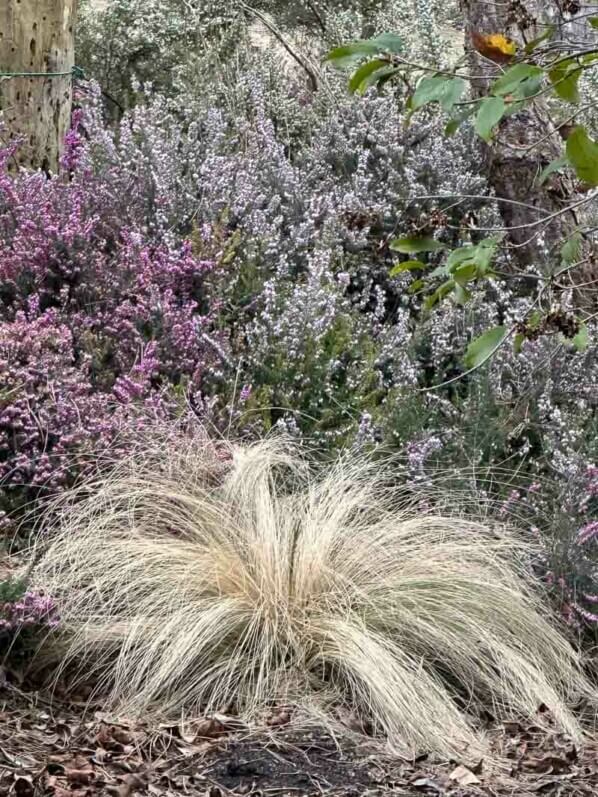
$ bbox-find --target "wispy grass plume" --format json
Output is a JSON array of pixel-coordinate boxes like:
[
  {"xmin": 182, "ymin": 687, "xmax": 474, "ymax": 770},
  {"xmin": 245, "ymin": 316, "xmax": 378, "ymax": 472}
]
[{"xmin": 33, "ymin": 429, "xmax": 593, "ymax": 758}]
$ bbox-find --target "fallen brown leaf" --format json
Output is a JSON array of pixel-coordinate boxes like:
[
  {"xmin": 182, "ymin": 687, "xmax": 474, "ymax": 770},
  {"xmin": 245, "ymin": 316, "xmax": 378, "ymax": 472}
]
[
  {"xmin": 449, "ymin": 764, "xmax": 480, "ymax": 786},
  {"xmin": 66, "ymin": 767, "xmax": 95, "ymax": 786}
]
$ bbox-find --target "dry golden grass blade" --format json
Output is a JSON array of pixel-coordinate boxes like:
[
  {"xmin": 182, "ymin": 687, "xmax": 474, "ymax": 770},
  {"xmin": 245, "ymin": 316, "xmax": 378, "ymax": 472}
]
[{"xmin": 32, "ymin": 429, "xmax": 595, "ymax": 759}]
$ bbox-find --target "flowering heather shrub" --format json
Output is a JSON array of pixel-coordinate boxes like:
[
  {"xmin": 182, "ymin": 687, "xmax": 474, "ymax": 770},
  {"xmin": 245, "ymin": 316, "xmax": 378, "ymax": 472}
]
[
  {"xmin": 0, "ymin": 116, "xmax": 222, "ymax": 532},
  {"xmin": 0, "ymin": 577, "xmax": 59, "ymax": 660},
  {"xmin": 0, "ymin": 584, "xmax": 60, "ymax": 635}
]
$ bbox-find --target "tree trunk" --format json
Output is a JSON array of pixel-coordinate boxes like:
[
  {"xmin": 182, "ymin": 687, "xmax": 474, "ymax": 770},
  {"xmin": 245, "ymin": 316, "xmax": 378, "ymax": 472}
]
[
  {"xmin": 460, "ymin": 0, "xmax": 578, "ymax": 270},
  {"xmin": 0, "ymin": 0, "xmax": 77, "ymax": 173}
]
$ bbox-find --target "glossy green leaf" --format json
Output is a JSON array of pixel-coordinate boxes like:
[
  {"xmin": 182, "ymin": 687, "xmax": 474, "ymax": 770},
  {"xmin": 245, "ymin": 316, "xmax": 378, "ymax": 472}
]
[
  {"xmin": 411, "ymin": 75, "xmax": 466, "ymax": 112},
  {"xmin": 566, "ymin": 126, "xmax": 598, "ymax": 186},
  {"xmin": 453, "ymin": 262, "xmax": 478, "ymax": 285},
  {"xmin": 366, "ymin": 33, "xmax": 404, "ymax": 53},
  {"xmin": 390, "ymin": 236, "xmax": 445, "ymax": 253},
  {"xmin": 439, "ymin": 77, "xmax": 467, "ymax": 111},
  {"xmin": 424, "ymin": 280, "xmax": 455, "ymax": 309},
  {"xmin": 475, "ymin": 96, "xmax": 506, "ymax": 142},
  {"xmin": 444, "ymin": 106, "xmax": 476, "ymax": 136},
  {"xmin": 408, "ymin": 279, "xmax": 425, "ymax": 294},
  {"xmin": 464, "ymin": 326, "xmax": 508, "ymax": 369},
  {"xmin": 411, "ymin": 76, "xmax": 446, "ymax": 109},
  {"xmin": 549, "ymin": 59, "xmax": 582, "ymax": 104},
  {"xmin": 349, "ymin": 63, "xmax": 399, "ymax": 94},
  {"xmin": 453, "ymin": 283, "xmax": 471, "ymax": 305},
  {"xmin": 349, "ymin": 59, "xmax": 387, "ymax": 92},
  {"xmin": 389, "ymin": 259, "xmax": 426, "ymax": 276},
  {"xmin": 446, "ymin": 239, "xmax": 497, "ymax": 276},
  {"xmin": 326, "ymin": 33, "xmax": 403, "ymax": 67},
  {"xmin": 491, "ymin": 64, "xmax": 543, "ymax": 98}
]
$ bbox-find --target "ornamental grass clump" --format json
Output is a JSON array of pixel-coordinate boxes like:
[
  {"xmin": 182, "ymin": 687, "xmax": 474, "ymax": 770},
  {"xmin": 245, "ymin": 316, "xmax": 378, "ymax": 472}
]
[{"xmin": 33, "ymin": 431, "xmax": 593, "ymax": 759}]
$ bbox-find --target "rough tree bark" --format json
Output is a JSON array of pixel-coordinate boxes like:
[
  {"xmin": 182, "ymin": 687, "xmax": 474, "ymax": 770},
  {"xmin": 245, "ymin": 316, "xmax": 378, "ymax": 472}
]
[
  {"xmin": 460, "ymin": 0, "xmax": 580, "ymax": 269},
  {"xmin": 0, "ymin": 0, "xmax": 77, "ymax": 172}
]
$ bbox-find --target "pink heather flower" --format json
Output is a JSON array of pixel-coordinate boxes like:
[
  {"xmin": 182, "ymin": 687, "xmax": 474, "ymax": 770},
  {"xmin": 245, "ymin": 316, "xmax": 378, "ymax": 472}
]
[
  {"xmin": 1, "ymin": 590, "xmax": 60, "ymax": 632},
  {"xmin": 572, "ymin": 603, "xmax": 598, "ymax": 624},
  {"xmin": 562, "ymin": 603, "xmax": 578, "ymax": 627},
  {"xmin": 577, "ymin": 521, "xmax": 598, "ymax": 546},
  {"xmin": 499, "ymin": 489, "xmax": 521, "ymax": 519},
  {"xmin": 239, "ymin": 384, "xmax": 252, "ymax": 403},
  {"xmin": 406, "ymin": 435, "xmax": 443, "ymax": 481}
]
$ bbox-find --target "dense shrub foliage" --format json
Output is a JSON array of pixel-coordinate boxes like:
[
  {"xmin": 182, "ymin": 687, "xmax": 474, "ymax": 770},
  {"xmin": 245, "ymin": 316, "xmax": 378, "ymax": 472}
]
[
  {"xmin": 0, "ymin": 107, "xmax": 222, "ymax": 531},
  {"xmin": 0, "ymin": 0, "xmax": 596, "ymax": 634}
]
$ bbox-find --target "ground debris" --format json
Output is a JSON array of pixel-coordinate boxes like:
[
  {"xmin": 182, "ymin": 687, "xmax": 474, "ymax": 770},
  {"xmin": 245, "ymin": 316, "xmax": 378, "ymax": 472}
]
[{"xmin": 0, "ymin": 689, "xmax": 596, "ymax": 796}]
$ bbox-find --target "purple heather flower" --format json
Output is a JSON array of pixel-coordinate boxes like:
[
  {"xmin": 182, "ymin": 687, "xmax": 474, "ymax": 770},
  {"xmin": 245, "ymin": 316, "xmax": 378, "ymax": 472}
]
[{"xmin": 577, "ymin": 521, "xmax": 598, "ymax": 546}]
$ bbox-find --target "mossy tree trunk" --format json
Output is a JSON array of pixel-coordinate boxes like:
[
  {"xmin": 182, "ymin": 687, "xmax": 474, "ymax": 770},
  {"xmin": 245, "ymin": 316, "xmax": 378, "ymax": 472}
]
[{"xmin": 0, "ymin": 0, "xmax": 77, "ymax": 172}]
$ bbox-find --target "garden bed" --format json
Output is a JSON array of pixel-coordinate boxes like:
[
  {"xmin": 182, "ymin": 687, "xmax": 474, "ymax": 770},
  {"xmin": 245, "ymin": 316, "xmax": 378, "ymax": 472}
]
[{"xmin": 1, "ymin": 684, "xmax": 598, "ymax": 797}]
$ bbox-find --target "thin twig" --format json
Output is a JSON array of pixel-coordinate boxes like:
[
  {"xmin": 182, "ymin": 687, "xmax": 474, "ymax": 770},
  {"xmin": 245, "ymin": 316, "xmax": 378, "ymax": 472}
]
[{"xmin": 239, "ymin": 2, "xmax": 319, "ymax": 91}]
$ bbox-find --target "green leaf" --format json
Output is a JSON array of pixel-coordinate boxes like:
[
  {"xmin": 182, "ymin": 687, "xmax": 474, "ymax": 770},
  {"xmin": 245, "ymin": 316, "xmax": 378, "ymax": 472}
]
[
  {"xmin": 446, "ymin": 238, "xmax": 498, "ymax": 277},
  {"xmin": 524, "ymin": 26, "xmax": 555, "ymax": 53},
  {"xmin": 475, "ymin": 96, "xmax": 506, "ymax": 142},
  {"xmin": 411, "ymin": 75, "xmax": 466, "ymax": 112},
  {"xmin": 463, "ymin": 326, "xmax": 508, "ymax": 369},
  {"xmin": 367, "ymin": 32, "xmax": 404, "ymax": 53},
  {"xmin": 572, "ymin": 324, "xmax": 589, "ymax": 352},
  {"xmin": 561, "ymin": 231, "xmax": 583, "ymax": 265},
  {"xmin": 453, "ymin": 262, "xmax": 478, "ymax": 285},
  {"xmin": 424, "ymin": 280, "xmax": 455, "ymax": 309},
  {"xmin": 444, "ymin": 106, "xmax": 476, "ymax": 136},
  {"xmin": 408, "ymin": 279, "xmax": 425, "ymax": 294},
  {"xmin": 502, "ymin": 99, "xmax": 525, "ymax": 119},
  {"xmin": 549, "ymin": 59, "xmax": 582, "ymax": 104},
  {"xmin": 326, "ymin": 33, "xmax": 403, "ymax": 67},
  {"xmin": 410, "ymin": 76, "xmax": 445, "ymax": 109},
  {"xmin": 349, "ymin": 60, "xmax": 398, "ymax": 93},
  {"xmin": 446, "ymin": 247, "xmax": 474, "ymax": 270},
  {"xmin": 429, "ymin": 264, "xmax": 449, "ymax": 278},
  {"xmin": 389, "ymin": 236, "xmax": 445, "ymax": 253},
  {"xmin": 590, "ymin": 18, "xmax": 598, "ymax": 29},
  {"xmin": 349, "ymin": 58, "xmax": 386, "ymax": 92},
  {"xmin": 453, "ymin": 283, "xmax": 471, "ymax": 305},
  {"xmin": 438, "ymin": 77, "xmax": 467, "ymax": 111},
  {"xmin": 491, "ymin": 64, "xmax": 543, "ymax": 98},
  {"xmin": 326, "ymin": 44, "xmax": 377, "ymax": 68},
  {"xmin": 528, "ymin": 310, "xmax": 542, "ymax": 330},
  {"xmin": 389, "ymin": 259, "xmax": 426, "ymax": 276},
  {"xmin": 373, "ymin": 66, "xmax": 401, "ymax": 90},
  {"xmin": 513, "ymin": 333, "xmax": 525, "ymax": 354},
  {"xmin": 566, "ymin": 126, "xmax": 598, "ymax": 186},
  {"xmin": 537, "ymin": 155, "xmax": 568, "ymax": 185}
]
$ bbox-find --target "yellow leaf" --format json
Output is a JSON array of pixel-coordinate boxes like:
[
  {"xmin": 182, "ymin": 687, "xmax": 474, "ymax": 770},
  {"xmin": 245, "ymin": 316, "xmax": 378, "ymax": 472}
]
[{"xmin": 472, "ymin": 32, "xmax": 517, "ymax": 63}]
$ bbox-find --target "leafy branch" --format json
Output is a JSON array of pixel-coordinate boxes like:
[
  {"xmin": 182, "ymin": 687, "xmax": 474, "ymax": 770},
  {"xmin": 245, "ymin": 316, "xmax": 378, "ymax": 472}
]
[{"xmin": 325, "ymin": 21, "xmax": 598, "ymax": 378}]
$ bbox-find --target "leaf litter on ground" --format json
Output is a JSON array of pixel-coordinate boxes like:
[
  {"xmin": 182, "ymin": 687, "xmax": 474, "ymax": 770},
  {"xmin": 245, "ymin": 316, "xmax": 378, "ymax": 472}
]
[{"xmin": 2, "ymin": 682, "xmax": 598, "ymax": 796}]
